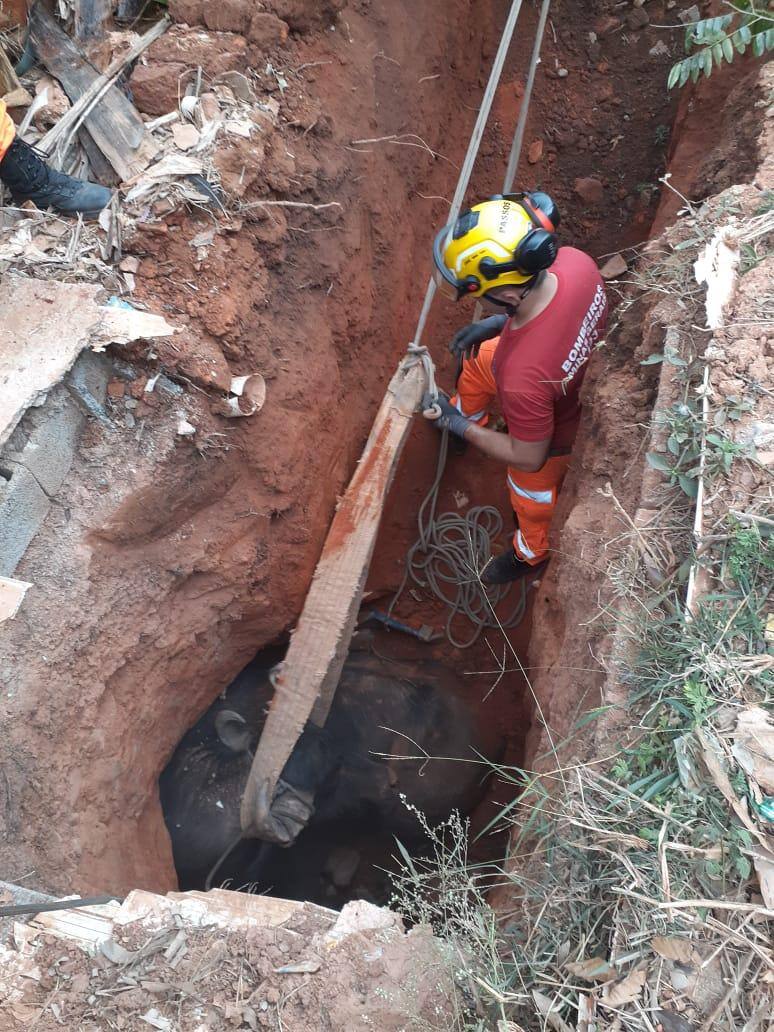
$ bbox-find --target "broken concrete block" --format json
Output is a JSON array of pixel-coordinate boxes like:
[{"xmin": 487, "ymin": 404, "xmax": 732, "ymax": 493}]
[
  {"xmin": 68, "ymin": 350, "xmax": 112, "ymax": 426},
  {"xmin": 0, "ymin": 466, "xmax": 51, "ymax": 577},
  {"xmin": 4, "ymin": 387, "xmax": 85, "ymax": 497}
]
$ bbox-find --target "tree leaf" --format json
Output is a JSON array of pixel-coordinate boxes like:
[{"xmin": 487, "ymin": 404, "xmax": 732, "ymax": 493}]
[
  {"xmin": 531, "ymin": 990, "xmax": 573, "ymax": 1032},
  {"xmin": 646, "ymin": 452, "xmax": 673, "ymax": 473},
  {"xmin": 667, "ymin": 62, "xmax": 682, "ymax": 89},
  {"xmin": 601, "ymin": 968, "xmax": 647, "ymax": 1008},
  {"xmin": 640, "ymin": 353, "xmax": 665, "ymax": 365},
  {"xmin": 565, "ymin": 957, "xmax": 616, "ymax": 982},
  {"xmin": 702, "ymin": 47, "xmax": 713, "ymax": 77},
  {"xmin": 752, "ymin": 32, "xmax": 765, "ymax": 57},
  {"xmin": 678, "ymin": 475, "xmax": 699, "ymax": 499},
  {"xmin": 739, "ymin": 22, "xmax": 752, "ymax": 44},
  {"xmin": 712, "ymin": 42, "xmax": 724, "ymax": 67},
  {"xmin": 393, "ymin": 836, "xmax": 419, "ymax": 878},
  {"xmin": 721, "ymin": 35, "xmax": 734, "ymax": 62},
  {"xmin": 679, "ymin": 60, "xmax": 692, "ymax": 87},
  {"xmin": 651, "ymin": 937, "xmax": 699, "ymax": 965}
]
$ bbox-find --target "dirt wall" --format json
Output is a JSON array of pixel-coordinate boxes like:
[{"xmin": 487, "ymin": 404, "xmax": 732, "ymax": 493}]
[{"xmin": 521, "ymin": 58, "xmax": 771, "ymax": 772}]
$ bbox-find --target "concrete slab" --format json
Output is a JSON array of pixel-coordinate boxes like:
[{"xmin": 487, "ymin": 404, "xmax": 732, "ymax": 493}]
[
  {"xmin": 0, "ymin": 274, "xmax": 177, "ymax": 450},
  {"xmin": 0, "ymin": 275, "xmax": 103, "ymax": 451}
]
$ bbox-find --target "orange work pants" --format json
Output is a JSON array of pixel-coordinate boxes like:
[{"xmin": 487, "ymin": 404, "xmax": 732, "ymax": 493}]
[
  {"xmin": 451, "ymin": 338, "xmax": 570, "ymax": 564},
  {"xmin": 0, "ymin": 100, "xmax": 15, "ymax": 162}
]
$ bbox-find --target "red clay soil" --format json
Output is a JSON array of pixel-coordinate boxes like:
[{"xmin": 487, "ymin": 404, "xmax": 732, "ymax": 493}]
[{"xmin": 0, "ymin": 0, "xmax": 688, "ymax": 897}]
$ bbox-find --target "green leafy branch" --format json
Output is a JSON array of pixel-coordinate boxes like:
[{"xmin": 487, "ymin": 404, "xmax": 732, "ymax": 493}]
[{"xmin": 668, "ymin": 2, "xmax": 774, "ymax": 89}]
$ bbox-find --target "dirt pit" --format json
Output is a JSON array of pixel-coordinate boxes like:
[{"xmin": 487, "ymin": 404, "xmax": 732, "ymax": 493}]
[{"xmin": 3, "ymin": 0, "xmax": 734, "ymax": 901}]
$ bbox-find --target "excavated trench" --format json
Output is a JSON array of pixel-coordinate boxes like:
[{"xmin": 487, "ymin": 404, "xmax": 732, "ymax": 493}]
[{"xmin": 2, "ymin": 0, "xmax": 762, "ymax": 904}]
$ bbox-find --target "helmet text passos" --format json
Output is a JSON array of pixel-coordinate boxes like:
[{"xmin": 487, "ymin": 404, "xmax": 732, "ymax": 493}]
[{"xmin": 432, "ymin": 192, "xmax": 560, "ymax": 301}]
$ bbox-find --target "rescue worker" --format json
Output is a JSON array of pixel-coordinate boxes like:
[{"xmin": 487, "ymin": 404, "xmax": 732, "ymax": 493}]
[
  {"xmin": 424, "ymin": 191, "xmax": 608, "ymax": 584},
  {"xmin": 0, "ymin": 99, "xmax": 112, "ymax": 216}
]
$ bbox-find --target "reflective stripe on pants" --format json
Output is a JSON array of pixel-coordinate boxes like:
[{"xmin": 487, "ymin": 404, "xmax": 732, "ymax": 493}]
[
  {"xmin": 506, "ymin": 455, "xmax": 569, "ymax": 564},
  {"xmin": 452, "ymin": 335, "xmax": 570, "ymax": 565},
  {"xmin": 0, "ymin": 100, "xmax": 16, "ymax": 163}
]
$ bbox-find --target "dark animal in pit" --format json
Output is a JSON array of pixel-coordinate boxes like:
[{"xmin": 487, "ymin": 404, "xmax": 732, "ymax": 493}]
[{"xmin": 160, "ymin": 647, "xmax": 504, "ymax": 891}]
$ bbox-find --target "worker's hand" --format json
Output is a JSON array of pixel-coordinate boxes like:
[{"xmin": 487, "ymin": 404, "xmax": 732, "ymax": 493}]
[
  {"xmin": 421, "ymin": 392, "xmax": 471, "ymax": 439},
  {"xmin": 448, "ymin": 314, "xmax": 508, "ymax": 362}
]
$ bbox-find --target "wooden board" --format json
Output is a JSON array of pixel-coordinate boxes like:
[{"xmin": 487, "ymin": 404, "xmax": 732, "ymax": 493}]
[
  {"xmin": 240, "ymin": 360, "xmax": 426, "ymax": 840},
  {"xmin": 0, "ymin": 42, "xmax": 32, "ymax": 108},
  {"xmin": 29, "ymin": 5, "xmax": 157, "ymax": 182}
]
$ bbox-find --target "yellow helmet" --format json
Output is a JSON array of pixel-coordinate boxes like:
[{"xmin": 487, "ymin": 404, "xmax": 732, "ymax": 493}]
[{"xmin": 432, "ymin": 192, "xmax": 559, "ymax": 300}]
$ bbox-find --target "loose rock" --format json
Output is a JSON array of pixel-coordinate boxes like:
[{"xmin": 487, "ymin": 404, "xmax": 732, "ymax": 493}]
[
  {"xmin": 574, "ymin": 176, "xmax": 605, "ymax": 205},
  {"xmin": 248, "ymin": 12, "xmax": 290, "ymax": 49},
  {"xmin": 168, "ymin": 0, "xmax": 204, "ymax": 24},
  {"xmin": 527, "ymin": 139, "xmax": 544, "ymax": 164},
  {"xmin": 594, "ymin": 14, "xmax": 622, "ymax": 35},
  {"xmin": 678, "ymin": 5, "xmax": 701, "ymax": 24},
  {"xmin": 203, "ymin": 0, "xmax": 251, "ymax": 33},
  {"xmin": 129, "ymin": 62, "xmax": 187, "ymax": 116},
  {"xmin": 599, "ymin": 253, "xmax": 628, "ymax": 279},
  {"xmin": 626, "ymin": 7, "xmax": 650, "ymax": 30}
]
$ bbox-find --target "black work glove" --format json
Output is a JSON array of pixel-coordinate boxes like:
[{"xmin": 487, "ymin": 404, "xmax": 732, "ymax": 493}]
[
  {"xmin": 448, "ymin": 314, "xmax": 507, "ymax": 362},
  {"xmin": 421, "ymin": 391, "xmax": 471, "ymax": 440}
]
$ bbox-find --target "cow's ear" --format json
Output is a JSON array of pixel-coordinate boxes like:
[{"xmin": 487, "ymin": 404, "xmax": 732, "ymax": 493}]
[{"xmin": 215, "ymin": 710, "xmax": 252, "ymax": 753}]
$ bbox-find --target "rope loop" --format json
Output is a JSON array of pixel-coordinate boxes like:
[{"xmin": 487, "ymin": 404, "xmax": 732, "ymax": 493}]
[{"xmin": 403, "ymin": 341, "xmax": 440, "ymax": 405}]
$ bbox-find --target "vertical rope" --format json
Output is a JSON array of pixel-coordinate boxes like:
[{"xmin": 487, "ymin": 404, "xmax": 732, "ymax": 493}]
[
  {"xmin": 412, "ymin": 0, "xmax": 525, "ymax": 349},
  {"xmin": 473, "ymin": 0, "xmax": 552, "ymax": 322}
]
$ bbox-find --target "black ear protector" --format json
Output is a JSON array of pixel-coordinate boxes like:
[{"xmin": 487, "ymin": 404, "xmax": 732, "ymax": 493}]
[{"xmin": 478, "ymin": 191, "xmax": 560, "ymax": 282}]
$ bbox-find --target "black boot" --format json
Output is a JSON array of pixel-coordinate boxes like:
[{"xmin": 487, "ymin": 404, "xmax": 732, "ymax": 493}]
[
  {"xmin": 0, "ymin": 136, "xmax": 112, "ymax": 217},
  {"xmin": 481, "ymin": 546, "xmax": 548, "ymax": 586}
]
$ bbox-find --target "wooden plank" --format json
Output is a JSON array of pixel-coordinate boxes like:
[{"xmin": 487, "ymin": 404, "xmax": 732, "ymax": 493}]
[
  {"xmin": 0, "ymin": 43, "xmax": 32, "ymax": 108},
  {"xmin": 29, "ymin": 5, "xmax": 158, "ymax": 182},
  {"xmin": 73, "ymin": 0, "xmax": 112, "ymax": 41},
  {"xmin": 240, "ymin": 360, "xmax": 426, "ymax": 841}
]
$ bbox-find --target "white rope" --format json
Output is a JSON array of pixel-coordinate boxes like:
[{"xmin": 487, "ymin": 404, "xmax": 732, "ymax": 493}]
[
  {"xmin": 503, "ymin": 0, "xmax": 552, "ymax": 194},
  {"xmin": 403, "ymin": 342, "xmax": 439, "ymax": 403},
  {"xmin": 411, "ymin": 0, "xmax": 525, "ymax": 350},
  {"xmin": 474, "ymin": 0, "xmax": 552, "ymax": 322}
]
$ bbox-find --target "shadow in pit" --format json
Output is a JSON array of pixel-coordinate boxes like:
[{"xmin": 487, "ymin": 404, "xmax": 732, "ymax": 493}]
[{"xmin": 159, "ymin": 631, "xmax": 509, "ymax": 909}]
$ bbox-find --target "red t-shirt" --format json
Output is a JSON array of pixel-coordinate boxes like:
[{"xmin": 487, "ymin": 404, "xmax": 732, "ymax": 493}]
[{"xmin": 493, "ymin": 247, "xmax": 608, "ymax": 450}]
